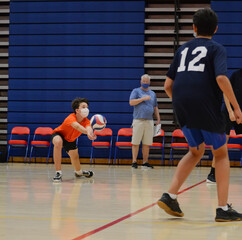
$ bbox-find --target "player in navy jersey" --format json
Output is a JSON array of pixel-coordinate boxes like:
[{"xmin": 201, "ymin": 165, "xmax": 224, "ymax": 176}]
[
  {"xmin": 207, "ymin": 68, "xmax": 242, "ymax": 183},
  {"xmin": 157, "ymin": 8, "xmax": 242, "ymax": 221}
]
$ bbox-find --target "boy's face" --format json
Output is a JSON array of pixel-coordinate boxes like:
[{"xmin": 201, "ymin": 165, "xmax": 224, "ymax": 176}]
[{"xmin": 76, "ymin": 102, "xmax": 88, "ymax": 115}]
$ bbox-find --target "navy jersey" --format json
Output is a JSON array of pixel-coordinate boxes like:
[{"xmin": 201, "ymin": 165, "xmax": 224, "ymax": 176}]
[
  {"xmin": 167, "ymin": 38, "xmax": 227, "ymax": 133},
  {"xmin": 230, "ymin": 69, "xmax": 242, "ymax": 108}
]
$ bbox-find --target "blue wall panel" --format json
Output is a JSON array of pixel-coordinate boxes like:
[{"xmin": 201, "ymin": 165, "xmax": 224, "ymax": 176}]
[
  {"xmin": 9, "ymin": 35, "xmax": 144, "ymax": 46},
  {"xmin": 10, "ymin": 12, "xmax": 145, "ymax": 23},
  {"xmin": 9, "ymin": 68, "xmax": 143, "ymax": 79},
  {"xmin": 10, "ymin": 23, "xmax": 144, "ymax": 34},
  {"xmin": 212, "ymin": 1, "xmax": 242, "ymax": 162},
  {"xmin": 9, "ymin": 46, "xmax": 144, "ymax": 57},
  {"xmin": 8, "ymin": 0, "xmax": 145, "ymax": 159},
  {"xmin": 7, "ymin": 102, "xmax": 133, "ymax": 113},
  {"xmin": 9, "ymin": 57, "xmax": 144, "ymax": 67},
  {"xmin": 211, "ymin": 1, "xmax": 242, "ymax": 11},
  {"xmin": 9, "ymin": 79, "xmax": 139, "ymax": 90},
  {"xmin": 212, "ymin": 1, "xmax": 242, "ymax": 72},
  {"xmin": 10, "ymin": 1, "xmax": 145, "ymax": 12},
  {"xmin": 8, "ymin": 90, "xmax": 132, "ymax": 102}
]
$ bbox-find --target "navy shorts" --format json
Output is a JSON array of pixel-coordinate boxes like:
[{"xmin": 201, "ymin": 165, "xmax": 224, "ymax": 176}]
[{"xmin": 182, "ymin": 126, "xmax": 226, "ymax": 150}]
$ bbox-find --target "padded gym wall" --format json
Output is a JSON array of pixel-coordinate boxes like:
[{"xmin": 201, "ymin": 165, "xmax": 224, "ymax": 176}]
[
  {"xmin": 8, "ymin": 0, "xmax": 145, "ymax": 158},
  {"xmin": 212, "ymin": 0, "xmax": 242, "ymax": 76}
]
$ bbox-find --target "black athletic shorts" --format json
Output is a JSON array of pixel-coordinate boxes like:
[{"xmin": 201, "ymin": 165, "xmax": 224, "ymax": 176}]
[
  {"xmin": 223, "ymin": 110, "xmax": 242, "ymax": 135},
  {"xmin": 51, "ymin": 132, "xmax": 77, "ymax": 153}
]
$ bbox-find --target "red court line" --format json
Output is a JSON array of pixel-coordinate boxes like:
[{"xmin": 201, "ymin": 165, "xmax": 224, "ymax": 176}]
[{"xmin": 72, "ymin": 179, "xmax": 206, "ymax": 240}]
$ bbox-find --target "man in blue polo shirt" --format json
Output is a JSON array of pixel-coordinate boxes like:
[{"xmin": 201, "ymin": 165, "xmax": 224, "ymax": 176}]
[{"xmin": 129, "ymin": 74, "xmax": 160, "ymax": 169}]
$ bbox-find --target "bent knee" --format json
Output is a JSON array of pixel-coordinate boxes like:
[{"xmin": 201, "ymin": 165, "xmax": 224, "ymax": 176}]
[
  {"xmin": 53, "ymin": 137, "xmax": 63, "ymax": 148},
  {"xmin": 189, "ymin": 144, "xmax": 205, "ymax": 158}
]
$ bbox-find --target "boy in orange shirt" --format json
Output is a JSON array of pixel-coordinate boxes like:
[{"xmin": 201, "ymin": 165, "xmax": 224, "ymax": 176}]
[{"xmin": 52, "ymin": 98, "xmax": 96, "ymax": 182}]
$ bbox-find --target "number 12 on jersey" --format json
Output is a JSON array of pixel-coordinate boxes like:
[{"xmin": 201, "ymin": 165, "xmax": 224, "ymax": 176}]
[{"xmin": 177, "ymin": 46, "xmax": 208, "ymax": 72}]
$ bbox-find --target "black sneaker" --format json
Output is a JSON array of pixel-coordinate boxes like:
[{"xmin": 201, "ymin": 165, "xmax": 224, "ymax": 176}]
[
  {"xmin": 215, "ymin": 204, "xmax": 242, "ymax": 222},
  {"xmin": 53, "ymin": 172, "xmax": 62, "ymax": 182},
  {"xmin": 142, "ymin": 162, "xmax": 154, "ymax": 169},
  {"xmin": 157, "ymin": 193, "xmax": 184, "ymax": 217},
  {"xmin": 206, "ymin": 172, "xmax": 216, "ymax": 183},
  {"xmin": 75, "ymin": 170, "xmax": 94, "ymax": 178},
  {"xmin": 132, "ymin": 162, "xmax": 138, "ymax": 169}
]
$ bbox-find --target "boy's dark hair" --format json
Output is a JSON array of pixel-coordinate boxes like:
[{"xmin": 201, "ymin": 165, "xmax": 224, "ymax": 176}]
[
  {"xmin": 72, "ymin": 98, "xmax": 89, "ymax": 113},
  {"xmin": 193, "ymin": 8, "xmax": 218, "ymax": 36}
]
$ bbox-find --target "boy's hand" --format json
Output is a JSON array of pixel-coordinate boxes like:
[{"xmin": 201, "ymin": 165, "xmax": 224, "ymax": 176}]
[
  {"xmin": 234, "ymin": 108, "xmax": 242, "ymax": 124},
  {"xmin": 87, "ymin": 128, "xmax": 97, "ymax": 140}
]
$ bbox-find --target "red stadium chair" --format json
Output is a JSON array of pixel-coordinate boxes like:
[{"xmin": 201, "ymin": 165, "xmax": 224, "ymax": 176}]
[
  {"xmin": 169, "ymin": 129, "xmax": 189, "ymax": 165},
  {"xmin": 90, "ymin": 128, "xmax": 113, "ymax": 164},
  {"xmin": 29, "ymin": 127, "xmax": 53, "ymax": 163},
  {"xmin": 227, "ymin": 130, "xmax": 242, "ymax": 166},
  {"xmin": 149, "ymin": 129, "xmax": 165, "ymax": 165},
  {"xmin": 114, "ymin": 128, "xmax": 133, "ymax": 164},
  {"xmin": 7, "ymin": 126, "xmax": 30, "ymax": 162}
]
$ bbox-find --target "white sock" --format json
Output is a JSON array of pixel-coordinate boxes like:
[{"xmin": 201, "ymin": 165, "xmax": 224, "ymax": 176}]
[
  {"xmin": 167, "ymin": 192, "xmax": 177, "ymax": 200},
  {"xmin": 218, "ymin": 205, "xmax": 228, "ymax": 211},
  {"xmin": 75, "ymin": 170, "xmax": 83, "ymax": 176},
  {"xmin": 56, "ymin": 170, "xmax": 62, "ymax": 175}
]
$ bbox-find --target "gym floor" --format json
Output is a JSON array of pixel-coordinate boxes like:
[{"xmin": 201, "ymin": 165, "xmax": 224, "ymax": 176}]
[{"xmin": 0, "ymin": 163, "xmax": 242, "ymax": 240}]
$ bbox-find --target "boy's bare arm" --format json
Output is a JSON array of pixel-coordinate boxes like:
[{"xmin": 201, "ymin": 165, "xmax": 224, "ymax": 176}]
[
  {"xmin": 164, "ymin": 77, "xmax": 174, "ymax": 99},
  {"xmin": 216, "ymin": 75, "xmax": 242, "ymax": 123},
  {"xmin": 223, "ymin": 94, "xmax": 235, "ymax": 121},
  {"xmin": 71, "ymin": 122, "xmax": 87, "ymax": 134}
]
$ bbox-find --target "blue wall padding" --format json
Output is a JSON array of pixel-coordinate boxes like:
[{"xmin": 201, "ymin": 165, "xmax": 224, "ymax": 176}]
[
  {"xmin": 9, "ymin": 35, "xmax": 144, "ymax": 46},
  {"xmin": 8, "ymin": 0, "xmax": 145, "ymax": 159},
  {"xmin": 212, "ymin": 0, "xmax": 242, "ymax": 162}
]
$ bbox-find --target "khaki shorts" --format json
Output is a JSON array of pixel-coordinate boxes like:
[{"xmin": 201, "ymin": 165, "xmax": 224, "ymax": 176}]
[{"xmin": 131, "ymin": 119, "xmax": 154, "ymax": 146}]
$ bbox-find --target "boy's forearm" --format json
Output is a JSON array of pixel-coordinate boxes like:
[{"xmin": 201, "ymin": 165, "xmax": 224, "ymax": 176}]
[
  {"xmin": 216, "ymin": 75, "xmax": 240, "ymax": 110},
  {"xmin": 223, "ymin": 94, "xmax": 233, "ymax": 113}
]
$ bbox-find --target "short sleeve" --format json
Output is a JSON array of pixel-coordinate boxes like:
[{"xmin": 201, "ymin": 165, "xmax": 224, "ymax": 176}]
[
  {"xmin": 213, "ymin": 45, "xmax": 227, "ymax": 77},
  {"xmin": 229, "ymin": 70, "xmax": 237, "ymax": 88},
  {"xmin": 153, "ymin": 92, "xmax": 158, "ymax": 107},
  {"xmin": 166, "ymin": 51, "xmax": 179, "ymax": 80},
  {"xmin": 64, "ymin": 114, "xmax": 77, "ymax": 126},
  {"xmin": 129, "ymin": 88, "xmax": 138, "ymax": 100}
]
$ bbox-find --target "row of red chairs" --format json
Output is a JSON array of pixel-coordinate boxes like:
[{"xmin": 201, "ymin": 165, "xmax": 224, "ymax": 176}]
[
  {"xmin": 7, "ymin": 127, "xmax": 242, "ymax": 166},
  {"xmin": 7, "ymin": 126, "xmax": 165, "ymax": 165},
  {"xmin": 7, "ymin": 127, "xmax": 53, "ymax": 163},
  {"xmin": 170, "ymin": 129, "xmax": 242, "ymax": 166}
]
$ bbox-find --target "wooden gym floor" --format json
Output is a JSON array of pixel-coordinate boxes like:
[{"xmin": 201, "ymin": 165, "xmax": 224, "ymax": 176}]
[{"xmin": 0, "ymin": 163, "xmax": 242, "ymax": 240}]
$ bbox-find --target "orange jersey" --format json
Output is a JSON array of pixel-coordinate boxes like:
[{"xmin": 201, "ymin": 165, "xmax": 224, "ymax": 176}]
[{"xmin": 53, "ymin": 113, "xmax": 91, "ymax": 142}]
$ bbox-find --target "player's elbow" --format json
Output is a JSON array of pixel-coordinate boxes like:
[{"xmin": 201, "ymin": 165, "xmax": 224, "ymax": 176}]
[
  {"xmin": 216, "ymin": 75, "xmax": 228, "ymax": 86},
  {"xmin": 129, "ymin": 100, "xmax": 135, "ymax": 106},
  {"xmin": 164, "ymin": 81, "xmax": 173, "ymax": 95}
]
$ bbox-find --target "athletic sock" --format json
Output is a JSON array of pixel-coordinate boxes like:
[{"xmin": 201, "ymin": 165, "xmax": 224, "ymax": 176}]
[
  {"xmin": 75, "ymin": 170, "xmax": 83, "ymax": 176},
  {"xmin": 167, "ymin": 192, "xmax": 177, "ymax": 200},
  {"xmin": 56, "ymin": 170, "xmax": 62, "ymax": 175},
  {"xmin": 218, "ymin": 205, "xmax": 228, "ymax": 211},
  {"xmin": 210, "ymin": 167, "xmax": 215, "ymax": 174}
]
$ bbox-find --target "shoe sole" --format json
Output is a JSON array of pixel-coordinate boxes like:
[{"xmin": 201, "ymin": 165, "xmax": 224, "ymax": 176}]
[
  {"xmin": 206, "ymin": 179, "xmax": 216, "ymax": 184},
  {"xmin": 85, "ymin": 171, "xmax": 94, "ymax": 178},
  {"xmin": 53, "ymin": 179, "xmax": 62, "ymax": 183},
  {"xmin": 215, "ymin": 218, "xmax": 241, "ymax": 222},
  {"xmin": 157, "ymin": 201, "xmax": 184, "ymax": 217},
  {"xmin": 75, "ymin": 171, "xmax": 94, "ymax": 178}
]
